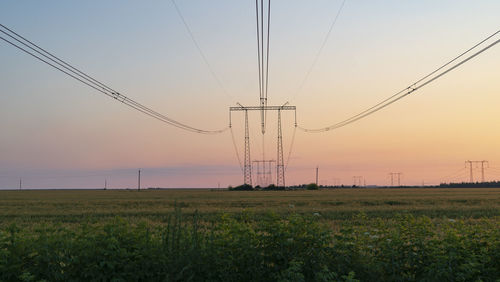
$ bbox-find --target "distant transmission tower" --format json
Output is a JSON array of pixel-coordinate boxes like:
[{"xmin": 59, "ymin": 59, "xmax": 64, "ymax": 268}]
[
  {"xmin": 353, "ymin": 176, "xmax": 363, "ymax": 187},
  {"xmin": 332, "ymin": 178, "xmax": 340, "ymax": 186},
  {"xmin": 481, "ymin": 160, "xmax": 489, "ymax": 182},
  {"xmin": 465, "ymin": 160, "xmax": 488, "ymax": 183},
  {"xmin": 389, "ymin": 172, "xmax": 403, "ymax": 186},
  {"xmin": 253, "ymin": 160, "xmax": 275, "ymax": 187}
]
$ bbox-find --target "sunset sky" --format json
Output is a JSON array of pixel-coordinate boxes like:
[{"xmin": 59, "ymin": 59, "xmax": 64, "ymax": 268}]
[{"xmin": 1, "ymin": 0, "xmax": 500, "ymax": 188}]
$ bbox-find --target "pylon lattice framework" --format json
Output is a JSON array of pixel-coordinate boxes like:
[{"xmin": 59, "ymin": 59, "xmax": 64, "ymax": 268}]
[
  {"xmin": 243, "ymin": 110, "xmax": 252, "ymax": 186},
  {"xmin": 276, "ymin": 109, "xmax": 285, "ymax": 187},
  {"xmin": 229, "ymin": 105, "xmax": 296, "ymax": 187},
  {"xmin": 253, "ymin": 159, "xmax": 275, "ymax": 187}
]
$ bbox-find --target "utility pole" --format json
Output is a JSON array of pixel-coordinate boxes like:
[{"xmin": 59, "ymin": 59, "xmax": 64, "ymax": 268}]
[
  {"xmin": 315, "ymin": 166, "xmax": 319, "ymax": 186},
  {"xmin": 138, "ymin": 169, "xmax": 141, "ymax": 191},
  {"xmin": 19, "ymin": 177, "xmax": 22, "ymax": 190}
]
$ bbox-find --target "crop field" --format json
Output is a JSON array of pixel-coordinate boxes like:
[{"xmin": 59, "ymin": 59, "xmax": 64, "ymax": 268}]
[
  {"xmin": 0, "ymin": 188, "xmax": 499, "ymax": 226},
  {"xmin": 1, "ymin": 188, "xmax": 499, "ymax": 281}
]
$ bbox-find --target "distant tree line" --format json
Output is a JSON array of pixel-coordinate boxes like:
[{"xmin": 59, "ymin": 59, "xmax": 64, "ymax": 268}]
[
  {"xmin": 228, "ymin": 183, "xmax": 319, "ymax": 191},
  {"xmin": 439, "ymin": 181, "xmax": 500, "ymax": 188},
  {"xmin": 227, "ymin": 181, "xmax": 500, "ymax": 191}
]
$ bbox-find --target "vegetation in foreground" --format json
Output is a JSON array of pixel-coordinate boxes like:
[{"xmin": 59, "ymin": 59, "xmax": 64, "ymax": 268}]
[
  {"xmin": 1, "ymin": 211, "xmax": 499, "ymax": 281},
  {"xmin": 0, "ymin": 188, "xmax": 499, "ymax": 281}
]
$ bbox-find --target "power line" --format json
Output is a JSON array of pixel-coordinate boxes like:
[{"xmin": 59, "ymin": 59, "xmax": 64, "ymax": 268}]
[
  {"xmin": 0, "ymin": 24, "xmax": 228, "ymax": 134},
  {"xmin": 170, "ymin": 0, "xmax": 234, "ymax": 101},
  {"xmin": 285, "ymin": 125, "xmax": 297, "ymax": 171},
  {"xmin": 465, "ymin": 160, "xmax": 489, "ymax": 183},
  {"xmin": 440, "ymin": 167, "xmax": 467, "ymax": 181},
  {"xmin": 229, "ymin": 126, "xmax": 244, "ymax": 172},
  {"xmin": 265, "ymin": 0, "xmax": 271, "ymax": 104},
  {"xmin": 292, "ymin": 0, "xmax": 347, "ymax": 101},
  {"xmin": 256, "ymin": 0, "xmax": 271, "ymax": 134},
  {"xmin": 256, "ymin": 0, "xmax": 263, "ymax": 108},
  {"xmin": 298, "ymin": 29, "xmax": 500, "ymax": 133}
]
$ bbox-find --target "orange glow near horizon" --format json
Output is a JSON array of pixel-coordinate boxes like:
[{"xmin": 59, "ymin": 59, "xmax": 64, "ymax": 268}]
[{"xmin": 1, "ymin": 1, "xmax": 500, "ymax": 188}]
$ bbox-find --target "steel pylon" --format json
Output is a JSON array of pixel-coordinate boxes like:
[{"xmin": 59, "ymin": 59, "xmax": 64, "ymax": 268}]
[
  {"xmin": 243, "ymin": 110, "xmax": 252, "ymax": 186},
  {"xmin": 230, "ymin": 104, "xmax": 295, "ymax": 187},
  {"xmin": 276, "ymin": 109, "xmax": 285, "ymax": 187}
]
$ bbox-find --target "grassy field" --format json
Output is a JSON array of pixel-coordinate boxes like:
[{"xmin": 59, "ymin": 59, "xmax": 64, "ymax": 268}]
[
  {"xmin": 0, "ymin": 188, "xmax": 499, "ymax": 226},
  {"xmin": 1, "ymin": 188, "xmax": 499, "ymax": 281}
]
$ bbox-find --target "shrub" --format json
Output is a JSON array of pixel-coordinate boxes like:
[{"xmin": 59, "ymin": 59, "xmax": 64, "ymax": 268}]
[{"xmin": 306, "ymin": 183, "xmax": 319, "ymax": 190}]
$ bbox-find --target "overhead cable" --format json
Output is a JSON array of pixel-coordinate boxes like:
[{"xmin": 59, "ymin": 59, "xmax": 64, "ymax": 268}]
[
  {"xmin": 256, "ymin": 0, "xmax": 271, "ymax": 134},
  {"xmin": 285, "ymin": 125, "xmax": 297, "ymax": 171},
  {"xmin": 256, "ymin": 0, "xmax": 263, "ymax": 103},
  {"xmin": 265, "ymin": 0, "xmax": 271, "ymax": 104},
  {"xmin": 229, "ymin": 127, "xmax": 244, "ymax": 172},
  {"xmin": 299, "ymin": 29, "xmax": 500, "ymax": 133},
  {"xmin": 0, "ymin": 24, "xmax": 228, "ymax": 134},
  {"xmin": 292, "ymin": 0, "xmax": 347, "ymax": 101},
  {"xmin": 171, "ymin": 0, "xmax": 234, "ymax": 101}
]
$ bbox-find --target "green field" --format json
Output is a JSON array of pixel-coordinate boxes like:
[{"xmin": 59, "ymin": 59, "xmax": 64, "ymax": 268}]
[
  {"xmin": 1, "ymin": 188, "xmax": 499, "ymax": 281},
  {"xmin": 1, "ymin": 188, "xmax": 499, "ymax": 226}
]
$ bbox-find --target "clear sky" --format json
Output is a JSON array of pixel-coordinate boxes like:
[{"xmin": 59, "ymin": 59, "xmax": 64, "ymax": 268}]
[{"xmin": 1, "ymin": 1, "xmax": 500, "ymax": 188}]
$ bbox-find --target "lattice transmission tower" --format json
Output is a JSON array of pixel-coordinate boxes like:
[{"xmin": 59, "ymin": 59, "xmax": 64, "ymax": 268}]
[
  {"xmin": 230, "ymin": 105, "xmax": 296, "ymax": 187},
  {"xmin": 244, "ymin": 110, "xmax": 252, "ymax": 186},
  {"xmin": 465, "ymin": 160, "xmax": 488, "ymax": 183},
  {"xmin": 253, "ymin": 159, "xmax": 275, "ymax": 187},
  {"xmin": 277, "ymin": 109, "xmax": 285, "ymax": 187}
]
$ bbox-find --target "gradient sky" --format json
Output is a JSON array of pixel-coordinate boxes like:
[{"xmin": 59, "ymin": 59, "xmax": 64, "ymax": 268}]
[{"xmin": 1, "ymin": 1, "xmax": 500, "ymax": 188}]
